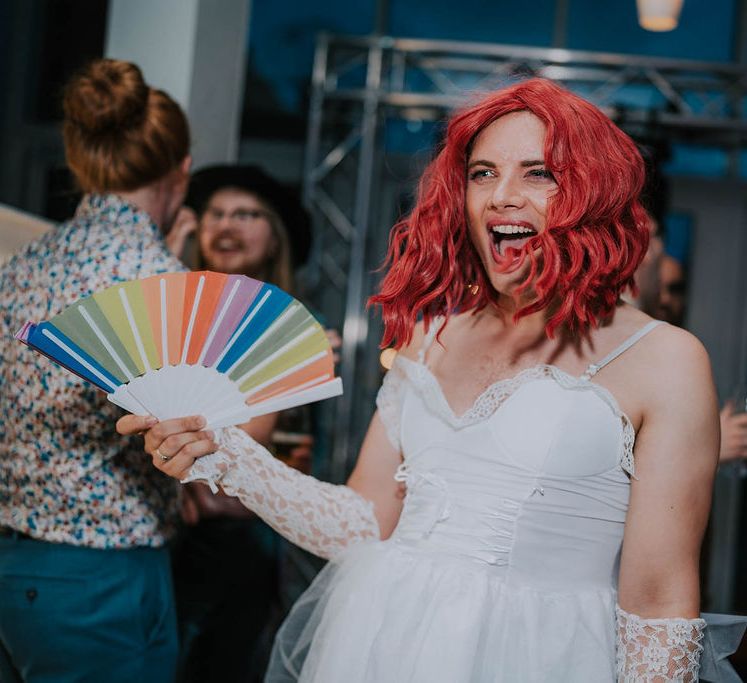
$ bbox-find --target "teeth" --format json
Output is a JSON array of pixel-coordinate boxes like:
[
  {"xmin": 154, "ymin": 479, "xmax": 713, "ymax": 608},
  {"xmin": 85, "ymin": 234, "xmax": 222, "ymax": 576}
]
[
  {"xmin": 490, "ymin": 224, "xmax": 536, "ymax": 235},
  {"xmin": 215, "ymin": 238, "xmax": 241, "ymax": 250}
]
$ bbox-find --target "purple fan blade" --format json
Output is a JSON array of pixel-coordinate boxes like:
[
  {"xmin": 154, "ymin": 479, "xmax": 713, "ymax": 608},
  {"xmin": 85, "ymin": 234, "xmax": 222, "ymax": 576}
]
[{"xmin": 202, "ymin": 275, "xmax": 263, "ymax": 367}]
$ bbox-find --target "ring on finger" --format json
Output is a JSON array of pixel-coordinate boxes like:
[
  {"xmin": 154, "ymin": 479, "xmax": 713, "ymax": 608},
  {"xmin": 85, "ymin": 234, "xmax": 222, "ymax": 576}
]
[{"xmin": 155, "ymin": 448, "xmax": 172, "ymax": 462}]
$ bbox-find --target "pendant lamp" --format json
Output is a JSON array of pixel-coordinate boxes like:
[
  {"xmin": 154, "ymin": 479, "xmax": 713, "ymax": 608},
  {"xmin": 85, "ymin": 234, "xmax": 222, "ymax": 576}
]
[{"xmin": 636, "ymin": 0, "xmax": 683, "ymax": 31}]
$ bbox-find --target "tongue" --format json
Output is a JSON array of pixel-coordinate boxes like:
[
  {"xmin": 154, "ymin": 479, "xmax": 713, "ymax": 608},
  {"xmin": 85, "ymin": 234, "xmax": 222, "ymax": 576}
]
[{"xmin": 498, "ymin": 235, "xmax": 532, "ymax": 256}]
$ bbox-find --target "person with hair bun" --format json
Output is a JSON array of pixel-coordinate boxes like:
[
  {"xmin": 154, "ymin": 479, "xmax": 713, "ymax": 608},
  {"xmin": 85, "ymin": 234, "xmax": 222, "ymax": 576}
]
[
  {"xmin": 119, "ymin": 79, "xmax": 738, "ymax": 680},
  {"xmin": 0, "ymin": 59, "xmax": 190, "ymax": 682}
]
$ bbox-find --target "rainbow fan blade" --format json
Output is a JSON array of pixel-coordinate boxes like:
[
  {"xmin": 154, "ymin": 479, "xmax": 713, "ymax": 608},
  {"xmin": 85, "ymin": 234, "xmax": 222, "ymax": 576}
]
[{"xmin": 15, "ymin": 272, "xmax": 342, "ymax": 429}]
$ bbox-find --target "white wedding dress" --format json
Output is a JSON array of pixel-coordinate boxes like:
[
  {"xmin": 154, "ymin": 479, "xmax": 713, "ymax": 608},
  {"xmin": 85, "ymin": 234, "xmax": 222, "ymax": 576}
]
[{"xmin": 264, "ymin": 320, "xmax": 687, "ymax": 682}]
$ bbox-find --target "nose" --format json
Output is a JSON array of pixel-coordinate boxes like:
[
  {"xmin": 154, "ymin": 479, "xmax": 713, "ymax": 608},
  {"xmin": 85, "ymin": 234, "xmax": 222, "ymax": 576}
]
[
  {"xmin": 659, "ymin": 287, "xmax": 672, "ymax": 307},
  {"xmin": 488, "ymin": 173, "xmax": 526, "ymax": 210},
  {"xmin": 217, "ymin": 213, "xmax": 235, "ymax": 230}
]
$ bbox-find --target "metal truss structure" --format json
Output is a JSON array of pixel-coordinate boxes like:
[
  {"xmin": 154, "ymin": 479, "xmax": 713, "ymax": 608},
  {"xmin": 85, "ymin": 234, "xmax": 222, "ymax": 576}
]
[{"xmin": 303, "ymin": 33, "xmax": 747, "ymax": 483}]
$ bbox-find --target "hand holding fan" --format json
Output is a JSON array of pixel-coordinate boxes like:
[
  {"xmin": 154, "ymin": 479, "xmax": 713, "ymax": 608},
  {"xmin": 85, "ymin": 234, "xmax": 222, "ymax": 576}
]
[{"xmin": 15, "ymin": 272, "xmax": 342, "ymax": 429}]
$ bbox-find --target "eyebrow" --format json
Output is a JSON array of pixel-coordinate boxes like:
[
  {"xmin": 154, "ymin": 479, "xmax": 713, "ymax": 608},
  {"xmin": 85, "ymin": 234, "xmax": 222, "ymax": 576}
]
[
  {"xmin": 206, "ymin": 203, "xmax": 259, "ymax": 211},
  {"xmin": 467, "ymin": 158, "xmax": 546, "ymax": 169}
]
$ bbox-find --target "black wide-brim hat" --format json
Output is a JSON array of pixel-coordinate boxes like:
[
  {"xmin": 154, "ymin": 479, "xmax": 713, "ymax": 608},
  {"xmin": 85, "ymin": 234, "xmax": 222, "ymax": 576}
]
[{"xmin": 185, "ymin": 164, "xmax": 312, "ymax": 268}]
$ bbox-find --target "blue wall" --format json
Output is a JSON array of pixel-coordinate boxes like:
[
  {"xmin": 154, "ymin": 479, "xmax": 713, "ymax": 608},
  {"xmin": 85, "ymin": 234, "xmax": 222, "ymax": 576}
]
[{"xmin": 247, "ymin": 0, "xmax": 743, "ymax": 177}]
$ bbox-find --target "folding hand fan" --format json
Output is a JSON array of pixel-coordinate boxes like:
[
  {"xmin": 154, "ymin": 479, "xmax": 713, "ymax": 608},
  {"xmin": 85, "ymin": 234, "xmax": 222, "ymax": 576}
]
[{"xmin": 15, "ymin": 271, "xmax": 342, "ymax": 429}]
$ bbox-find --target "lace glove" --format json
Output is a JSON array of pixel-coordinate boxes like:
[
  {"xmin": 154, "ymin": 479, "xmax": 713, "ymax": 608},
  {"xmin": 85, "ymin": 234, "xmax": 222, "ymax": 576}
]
[
  {"xmin": 616, "ymin": 604, "xmax": 706, "ymax": 682},
  {"xmin": 182, "ymin": 426, "xmax": 380, "ymax": 561}
]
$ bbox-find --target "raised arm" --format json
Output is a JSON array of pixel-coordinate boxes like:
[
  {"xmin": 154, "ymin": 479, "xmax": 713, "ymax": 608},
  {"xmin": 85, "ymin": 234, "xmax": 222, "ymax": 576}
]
[
  {"xmin": 117, "ymin": 409, "xmax": 403, "ymax": 561},
  {"xmin": 117, "ymin": 326, "xmax": 425, "ymax": 559},
  {"xmin": 616, "ymin": 328, "xmax": 719, "ymax": 682},
  {"xmin": 118, "ymin": 371, "xmax": 407, "ymax": 564}
]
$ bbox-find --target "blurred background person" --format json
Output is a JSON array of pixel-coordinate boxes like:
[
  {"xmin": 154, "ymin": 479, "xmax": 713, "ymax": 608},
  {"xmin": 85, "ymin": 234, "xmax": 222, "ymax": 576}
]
[
  {"xmin": 0, "ymin": 59, "xmax": 190, "ymax": 682},
  {"xmin": 720, "ymin": 399, "xmax": 747, "ymax": 463},
  {"xmin": 651, "ymin": 250, "xmax": 747, "ymax": 465},
  {"xmin": 655, "ymin": 252, "xmax": 688, "ymax": 327},
  {"xmin": 625, "ymin": 212, "xmax": 663, "ymax": 314},
  {"xmin": 624, "ymin": 145, "xmax": 667, "ymax": 316},
  {"xmin": 166, "ymin": 165, "xmax": 322, "ymax": 683},
  {"xmin": 167, "ymin": 165, "xmax": 308, "ymax": 293}
]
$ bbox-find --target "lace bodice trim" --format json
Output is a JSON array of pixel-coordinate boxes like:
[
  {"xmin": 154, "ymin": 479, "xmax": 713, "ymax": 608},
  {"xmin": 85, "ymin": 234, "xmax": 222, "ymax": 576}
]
[
  {"xmin": 375, "ymin": 359, "xmax": 407, "ymax": 452},
  {"xmin": 388, "ymin": 356, "xmax": 636, "ymax": 477},
  {"xmin": 374, "ymin": 317, "xmax": 658, "ymax": 477}
]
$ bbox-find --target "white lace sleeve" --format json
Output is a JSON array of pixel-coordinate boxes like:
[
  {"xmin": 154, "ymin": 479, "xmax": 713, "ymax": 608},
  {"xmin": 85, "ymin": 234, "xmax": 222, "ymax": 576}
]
[
  {"xmin": 616, "ymin": 604, "xmax": 706, "ymax": 682},
  {"xmin": 182, "ymin": 426, "xmax": 380, "ymax": 561},
  {"xmin": 375, "ymin": 359, "xmax": 406, "ymax": 451}
]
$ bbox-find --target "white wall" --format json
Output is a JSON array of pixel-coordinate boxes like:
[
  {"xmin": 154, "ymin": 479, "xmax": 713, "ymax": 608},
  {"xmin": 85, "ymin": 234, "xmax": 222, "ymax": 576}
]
[
  {"xmin": 0, "ymin": 203, "xmax": 53, "ymax": 265},
  {"xmin": 106, "ymin": 0, "xmax": 251, "ymax": 167},
  {"xmin": 105, "ymin": 0, "xmax": 199, "ymax": 109}
]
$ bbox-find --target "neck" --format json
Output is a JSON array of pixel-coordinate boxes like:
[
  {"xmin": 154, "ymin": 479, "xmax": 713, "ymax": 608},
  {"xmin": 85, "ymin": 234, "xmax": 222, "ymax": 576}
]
[
  {"xmin": 119, "ymin": 180, "xmax": 171, "ymax": 233},
  {"xmin": 489, "ymin": 295, "xmax": 547, "ymax": 331},
  {"xmin": 475, "ymin": 300, "xmax": 560, "ymax": 361},
  {"xmin": 243, "ymin": 264, "xmax": 273, "ymax": 282}
]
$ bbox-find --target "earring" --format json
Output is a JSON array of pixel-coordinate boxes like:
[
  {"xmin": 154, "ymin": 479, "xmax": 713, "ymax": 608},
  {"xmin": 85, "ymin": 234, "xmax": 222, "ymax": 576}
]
[{"xmin": 468, "ymin": 283, "xmax": 479, "ymax": 295}]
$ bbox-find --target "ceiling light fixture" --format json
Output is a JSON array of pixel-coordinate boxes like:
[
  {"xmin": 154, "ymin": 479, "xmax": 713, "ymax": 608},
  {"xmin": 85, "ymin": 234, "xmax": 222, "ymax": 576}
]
[{"xmin": 636, "ymin": 0, "xmax": 683, "ymax": 31}]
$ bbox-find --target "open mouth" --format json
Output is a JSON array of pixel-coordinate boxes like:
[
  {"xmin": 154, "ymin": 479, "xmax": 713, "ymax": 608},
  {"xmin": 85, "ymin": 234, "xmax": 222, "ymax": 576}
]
[
  {"xmin": 489, "ymin": 224, "xmax": 538, "ymax": 258},
  {"xmin": 210, "ymin": 236, "xmax": 244, "ymax": 254}
]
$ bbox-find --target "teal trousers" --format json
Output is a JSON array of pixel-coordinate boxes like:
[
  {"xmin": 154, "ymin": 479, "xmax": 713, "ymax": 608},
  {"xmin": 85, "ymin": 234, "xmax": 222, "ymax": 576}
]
[{"xmin": 0, "ymin": 533, "xmax": 177, "ymax": 683}]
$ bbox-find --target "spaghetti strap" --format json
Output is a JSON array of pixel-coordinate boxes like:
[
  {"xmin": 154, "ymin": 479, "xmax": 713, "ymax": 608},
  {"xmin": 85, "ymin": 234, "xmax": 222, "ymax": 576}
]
[
  {"xmin": 581, "ymin": 320, "xmax": 663, "ymax": 380},
  {"xmin": 417, "ymin": 318, "xmax": 442, "ymax": 365}
]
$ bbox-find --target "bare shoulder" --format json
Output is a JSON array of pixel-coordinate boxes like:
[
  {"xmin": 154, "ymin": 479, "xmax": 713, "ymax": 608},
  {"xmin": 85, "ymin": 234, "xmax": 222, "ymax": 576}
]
[
  {"xmin": 631, "ymin": 323, "xmax": 718, "ymax": 437},
  {"xmin": 641, "ymin": 323, "xmax": 713, "ymax": 391},
  {"xmin": 606, "ymin": 305, "xmax": 710, "ymax": 380},
  {"xmin": 396, "ymin": 316, "xmax": 450, "ymax": 363},
  {"xmin": 395, "ymin": 320, "xmax": 427, "ymax": 362}
]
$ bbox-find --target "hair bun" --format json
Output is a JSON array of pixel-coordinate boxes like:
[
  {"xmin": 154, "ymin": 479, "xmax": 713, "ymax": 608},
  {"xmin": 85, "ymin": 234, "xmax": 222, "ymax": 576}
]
[
  {"xmin": 63, "ymin": 59, "xmax": 149, "ymax": 134},
  {"xmin": 62, "ymin": 58, "xmax": 189, "ymax": 192}
]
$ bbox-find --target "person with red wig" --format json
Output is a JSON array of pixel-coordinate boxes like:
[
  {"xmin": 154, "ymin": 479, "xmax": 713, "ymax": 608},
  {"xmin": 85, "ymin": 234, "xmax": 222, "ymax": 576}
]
[{"xmin": 117, "ymin": 79, "xmax": 732, "ymax": 681}]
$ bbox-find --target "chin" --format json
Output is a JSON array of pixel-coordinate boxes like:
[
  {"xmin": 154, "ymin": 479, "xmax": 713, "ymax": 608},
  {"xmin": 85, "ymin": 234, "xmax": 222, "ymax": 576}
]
[
  {"xmin": 203, "ymin": 254, "xmax": 234, "ymax": 273},
  {"xmin": 489, "ymin": 275, "xmax": 527, "ymax": 298}
]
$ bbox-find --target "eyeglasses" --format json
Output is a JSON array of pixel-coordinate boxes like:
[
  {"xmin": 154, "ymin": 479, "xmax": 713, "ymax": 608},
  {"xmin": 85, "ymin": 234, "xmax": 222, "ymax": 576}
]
[{"xmin": 203, "ymin": 207, "xmax": 271, "ymax": 225}]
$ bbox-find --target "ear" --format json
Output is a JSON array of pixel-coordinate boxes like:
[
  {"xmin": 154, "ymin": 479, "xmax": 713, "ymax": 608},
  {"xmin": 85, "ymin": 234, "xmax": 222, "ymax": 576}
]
[
  {"xmin": 180, "ymin": 155, "xmax": 193, "ymax": 177},
  {"xmin": 171, "ymin": 155, "xmax": 192, "ymax": 197}
]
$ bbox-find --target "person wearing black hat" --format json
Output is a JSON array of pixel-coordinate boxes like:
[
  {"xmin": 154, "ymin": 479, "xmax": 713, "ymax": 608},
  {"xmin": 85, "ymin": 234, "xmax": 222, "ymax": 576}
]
[
  {"xmin": 167, "ymin": 164, "xmax": 312, "ymax": 290},
  {"xmin": 167, "ymin": 165, "xmax": 319, "ymax": 683}
]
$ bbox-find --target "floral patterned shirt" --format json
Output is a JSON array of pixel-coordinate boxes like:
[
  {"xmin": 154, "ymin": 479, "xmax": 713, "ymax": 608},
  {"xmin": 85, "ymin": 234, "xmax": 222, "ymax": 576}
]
[{"xmin": 0, "ymin": 194, "xmax": 187, "ymax": 548}]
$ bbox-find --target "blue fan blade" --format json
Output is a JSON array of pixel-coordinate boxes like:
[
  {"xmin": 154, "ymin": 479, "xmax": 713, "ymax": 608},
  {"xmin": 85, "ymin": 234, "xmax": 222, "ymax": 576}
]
[
  {"xmin": 22, "ymin": 322, "xmax": 122, "ymax": 393},
  {"xmin": 216, "ymin": 284, "xmax": 293, "ymax": 373}
]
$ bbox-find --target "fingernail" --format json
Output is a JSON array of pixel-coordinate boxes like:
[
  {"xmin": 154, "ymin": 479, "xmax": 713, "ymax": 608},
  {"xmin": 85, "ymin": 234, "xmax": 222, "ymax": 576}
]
[
  {"xmin": 145, "ymin": 416, "xmax": 158, "ymax": 426},
  {"xmin": 194, "ymin": 416, "xmax": 206, "ymax": 428},
  {"xmin": 205, "ymin": 430, "xmax": 214, "ymax": 440}
]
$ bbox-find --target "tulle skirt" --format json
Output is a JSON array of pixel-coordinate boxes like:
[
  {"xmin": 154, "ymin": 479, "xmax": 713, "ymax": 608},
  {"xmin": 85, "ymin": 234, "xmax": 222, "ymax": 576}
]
[{"xmin": 266, "ymin": 540, "xmax": 620, "ymax": 682}]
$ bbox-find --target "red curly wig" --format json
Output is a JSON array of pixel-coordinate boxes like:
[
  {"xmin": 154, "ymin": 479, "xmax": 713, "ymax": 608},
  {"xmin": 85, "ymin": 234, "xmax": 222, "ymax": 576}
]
[{"xmin": 370, "ymin": 78, "xmax": 650, "ymax": 347}]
